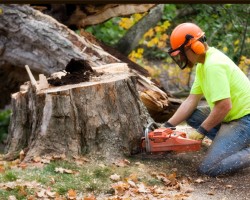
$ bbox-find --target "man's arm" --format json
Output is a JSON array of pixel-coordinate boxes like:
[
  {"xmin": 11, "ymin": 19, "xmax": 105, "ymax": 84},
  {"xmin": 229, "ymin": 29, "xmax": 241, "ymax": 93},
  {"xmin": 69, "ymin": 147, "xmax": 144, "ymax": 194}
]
[
  {"xmin": 167, "ymin": 94, "xmax": 203, "ymax": 126},
  {"xmin": 200, "ymin": 98, "xmax": 232, "ymax": 132}
]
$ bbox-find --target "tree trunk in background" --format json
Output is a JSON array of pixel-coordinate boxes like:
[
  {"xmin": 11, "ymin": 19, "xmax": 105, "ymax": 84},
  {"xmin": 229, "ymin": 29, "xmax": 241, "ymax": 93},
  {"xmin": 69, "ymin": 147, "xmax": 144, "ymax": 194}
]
[
  {"xmin": 115, "ymin": 4, "xmax": 165, "ymax": 55},
  {"xmin": 5, "ymin": 65, "xmax": 152, "ymax": 162}
]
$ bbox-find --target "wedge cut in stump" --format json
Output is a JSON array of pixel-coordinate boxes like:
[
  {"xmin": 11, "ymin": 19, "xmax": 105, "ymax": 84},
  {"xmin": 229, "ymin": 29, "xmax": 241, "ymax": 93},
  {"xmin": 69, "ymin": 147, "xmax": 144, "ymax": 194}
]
[{"xmin": 5, "ymin": 63, "xmax": 152, "ymax": 162}]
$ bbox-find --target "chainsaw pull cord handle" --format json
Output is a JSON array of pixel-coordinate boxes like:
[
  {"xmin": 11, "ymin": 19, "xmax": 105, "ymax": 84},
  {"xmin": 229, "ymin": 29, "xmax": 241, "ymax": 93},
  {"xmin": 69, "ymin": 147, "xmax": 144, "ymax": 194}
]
[{"xmin": 145, "ymin": 122, "xmax": 159, "ymax": 152}]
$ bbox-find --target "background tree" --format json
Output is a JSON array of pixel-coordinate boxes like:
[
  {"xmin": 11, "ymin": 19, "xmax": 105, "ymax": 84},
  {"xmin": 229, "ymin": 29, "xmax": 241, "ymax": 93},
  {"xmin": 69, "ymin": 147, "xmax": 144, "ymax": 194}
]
[{"xmin": 86, "ymin": 4, "xmax": 250, "ymax": 93}]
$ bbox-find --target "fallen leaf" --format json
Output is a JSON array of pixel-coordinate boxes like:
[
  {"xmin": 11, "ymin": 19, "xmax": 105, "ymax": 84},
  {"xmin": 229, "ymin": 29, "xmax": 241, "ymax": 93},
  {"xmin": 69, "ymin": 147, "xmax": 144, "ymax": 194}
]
[
  {"xmin": 53, "ymin": 154, "xmax": 66, "ymax": 160},
  {"xmin": 0, "ymin": 164, "xmax": 5, "ymax": 173},
  {"xmin": 127, "ymin": 180, "xmax": 136, "ymax": 188},
  {"xmin": 67, "ymin": 189, "xmax": 77, "ymax": 200},
  {"xmin": 110, "ymin": 174, "xmax": 121, "ymax": 181},
  {"xmin": 160, "ymin": 176, "xmax": 171, "ymax": 186},
  {"xmin": 36, "ymin": 189, "xmax": 46, "ymax": 198},
  {"xmin": 32, "ymin": 156, "xmax": 41, "ymax": 163},
  {"xmin": 46, "ymin": 190, "xmax": 56, "ymax": 198},
  {"xmin": 127, "ymin": 173, "xmax": 138, "ymax": 183},
  {"xmin": 123, "ymin": 159, "xmax": 130, "ymax": 165},
  {"xmin": 55, "ymin": 167, "xmax": 64, "ymax": 173},
  {"xmin": 137, "ymin": 183, "xmax": 149, "ymax": 193},
  {"xmin": 181, "ymin": 185, "xmax": 194, "ymax": 193},
  {"xmin": 18, "ymin": 163, "xmax": 27, "ymax": 170},
  {"xmin": 8, "ymin": 196, "xmax": 17, "ymax": 200},
  {"xmin": 114, "ymin": 160, "xmax": 128, "ymax": 167},
  {"xmin": 18, "ymin": 185, "xmax": 28, "ymax": 196},
  {"xmin": 27, "ymin": 195, "xmax": 35, "ymax": 200},
  {"xmin": 207, "ymin": 191, "xmax": 215, "ymax": 195},
  {"xmin": 50, "ymin": 177, "xmax": 56, "ymax": 184},
  {"xmin": 41, "ymin": 158, "xmax": 50, "ymax": 164},
  {"xmin": 64, "ymin": 169, "xmax": 74, "ymax": 174},
  {"xmin": 73, "ymin": 156, "xmax": 90, "ymax": 166},
  {"xmin": 112, "ymin": 181, "xmax": 129, "ymax": 195},
  {"xmin": 84, "ymin": 194, "xmax": 96, "ymax": 200},
  {"xmin": 4, "ymin": 182, "xmax": 16, "ymax": 190},
  {"xmin": 19, "ymin": 150, "xmax": 25, "ymax": 161},
  {"xmin": 194, "ymin": 178, "xmax": 205, "ymax": 183},
  {"xmin": 154, "ymin": 187, "xmax": 164, "ymax": 194}
]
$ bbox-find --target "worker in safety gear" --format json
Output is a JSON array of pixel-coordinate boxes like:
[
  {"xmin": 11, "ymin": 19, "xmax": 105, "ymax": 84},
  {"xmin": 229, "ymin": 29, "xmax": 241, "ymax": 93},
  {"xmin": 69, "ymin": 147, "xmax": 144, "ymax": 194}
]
[{"xmin": 163, "ymin": 22, "xmax": 250, "ymax": 177}]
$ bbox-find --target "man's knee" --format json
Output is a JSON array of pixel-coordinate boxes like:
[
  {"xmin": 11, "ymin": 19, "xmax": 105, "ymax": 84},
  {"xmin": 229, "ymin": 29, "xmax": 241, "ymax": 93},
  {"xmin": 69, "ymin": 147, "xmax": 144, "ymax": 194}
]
[{"xmin": 198, "ymin": 162, "xmax": 219, "ymax": 177}]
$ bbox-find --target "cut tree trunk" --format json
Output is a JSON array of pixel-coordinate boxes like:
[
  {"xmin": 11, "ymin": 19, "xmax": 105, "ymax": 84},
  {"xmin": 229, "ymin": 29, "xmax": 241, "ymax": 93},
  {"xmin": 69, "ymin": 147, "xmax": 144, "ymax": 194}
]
[
  {"xmin": 2, "ymin": 4, "xmax": 181, "ymax": 161},
  {"xmin": 5, "ymin": 64, "xmax": 152, "ymax": 162}
]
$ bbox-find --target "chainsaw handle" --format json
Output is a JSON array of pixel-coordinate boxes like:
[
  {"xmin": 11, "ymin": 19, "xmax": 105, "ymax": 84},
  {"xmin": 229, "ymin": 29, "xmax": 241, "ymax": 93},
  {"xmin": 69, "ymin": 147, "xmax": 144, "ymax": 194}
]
[
  {"xmin": 144, "ymin": 122, "xmax": 159, "ymax": 152},
  {"xmin": 145, "ymin": 122, "xmax": 159, "ymax": 132}
]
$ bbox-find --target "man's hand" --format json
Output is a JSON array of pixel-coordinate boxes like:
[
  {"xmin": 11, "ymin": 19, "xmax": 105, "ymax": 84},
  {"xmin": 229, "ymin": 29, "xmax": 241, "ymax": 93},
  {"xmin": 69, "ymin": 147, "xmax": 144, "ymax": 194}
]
[
  {"xmin": 163, "ymin": 121, "xmax": 176, "ymax": 129},
  {"xmin": 189, "ymin": 130, "xmax": 205, "ymax": 141}
]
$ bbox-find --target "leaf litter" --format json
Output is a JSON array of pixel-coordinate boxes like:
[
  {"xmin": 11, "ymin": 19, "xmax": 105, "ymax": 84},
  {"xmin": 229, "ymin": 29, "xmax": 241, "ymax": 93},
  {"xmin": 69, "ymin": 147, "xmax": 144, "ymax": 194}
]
[
  {"xmin": 1, "ymin": 146, "xmax": 249, "ymax": 200},
  {"xmin": 0, "ymin": 152, "xmax": 197, "ymax": 200}
]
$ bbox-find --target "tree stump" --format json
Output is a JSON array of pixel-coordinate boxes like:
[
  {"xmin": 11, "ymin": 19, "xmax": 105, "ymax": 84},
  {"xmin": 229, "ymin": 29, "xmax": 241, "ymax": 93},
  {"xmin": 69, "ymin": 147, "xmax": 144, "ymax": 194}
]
[{"xmin": 5, "ymin": 64, "xmax": 152, "ymax": 162}]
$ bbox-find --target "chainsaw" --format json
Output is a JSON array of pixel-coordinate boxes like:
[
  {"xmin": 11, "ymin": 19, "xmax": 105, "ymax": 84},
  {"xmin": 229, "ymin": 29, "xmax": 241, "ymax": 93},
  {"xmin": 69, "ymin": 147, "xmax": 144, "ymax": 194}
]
[{"xmin": 141, "ymin": 122, "xmax": 201, "ymax": 153}]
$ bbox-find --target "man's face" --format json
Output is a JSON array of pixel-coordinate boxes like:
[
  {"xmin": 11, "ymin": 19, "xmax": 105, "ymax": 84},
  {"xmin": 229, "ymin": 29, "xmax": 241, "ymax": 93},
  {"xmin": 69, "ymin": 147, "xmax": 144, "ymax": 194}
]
[{"xmin": 184, "ymin": 46, "xmax": 196, "ymax": 68}]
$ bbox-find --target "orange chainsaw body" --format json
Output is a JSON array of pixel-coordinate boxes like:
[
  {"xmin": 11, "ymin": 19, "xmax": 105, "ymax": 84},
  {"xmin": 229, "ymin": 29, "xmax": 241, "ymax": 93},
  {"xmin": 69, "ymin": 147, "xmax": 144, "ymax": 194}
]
[{"xmin": 142, "ymin": 127, "xmax": 201, "ymax": 153}]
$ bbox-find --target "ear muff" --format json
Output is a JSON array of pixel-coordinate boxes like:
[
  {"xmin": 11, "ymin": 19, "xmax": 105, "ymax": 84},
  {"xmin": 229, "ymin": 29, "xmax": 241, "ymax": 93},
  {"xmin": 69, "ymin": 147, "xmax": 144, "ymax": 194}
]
[{"xmin": 191, "ymin": 40, "xmax": 205, "ymax": 54}]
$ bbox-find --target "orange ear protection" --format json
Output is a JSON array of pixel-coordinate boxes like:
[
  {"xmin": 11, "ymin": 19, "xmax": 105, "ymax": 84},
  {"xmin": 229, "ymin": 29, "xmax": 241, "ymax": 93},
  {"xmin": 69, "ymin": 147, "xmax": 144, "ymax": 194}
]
[{"xmin": 190, "ymin": 36, "xmax": 206, "ymax": 55}]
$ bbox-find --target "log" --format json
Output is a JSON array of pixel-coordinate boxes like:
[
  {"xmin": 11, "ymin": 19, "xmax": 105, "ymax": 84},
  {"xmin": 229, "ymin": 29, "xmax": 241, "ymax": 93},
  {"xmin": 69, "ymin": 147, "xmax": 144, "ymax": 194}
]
[
  {"xmin": 32, "ymin": 4, "xmax": 156, "ymax": 28},
  {"xmin": 0, "ymin": 4, "xmax": 148, "ymax": 108},
  {"xmin": 5, "ymin": 64, "xmax": 152, "ymax": 162}
]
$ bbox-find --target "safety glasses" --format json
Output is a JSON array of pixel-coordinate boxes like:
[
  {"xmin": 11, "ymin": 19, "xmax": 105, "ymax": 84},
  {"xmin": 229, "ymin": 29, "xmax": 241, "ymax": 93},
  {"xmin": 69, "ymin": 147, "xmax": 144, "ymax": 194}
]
[{"xmin": 168, "ymin": 34, "xmax": 194, "ymax": 69}]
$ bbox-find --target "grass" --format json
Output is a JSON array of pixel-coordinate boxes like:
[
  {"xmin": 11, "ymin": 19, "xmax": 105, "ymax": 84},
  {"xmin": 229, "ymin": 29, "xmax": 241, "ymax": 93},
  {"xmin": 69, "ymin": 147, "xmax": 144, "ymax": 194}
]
[{"xmin": 0, "ymin": 157, "xmax": 166, "ymax": 199}]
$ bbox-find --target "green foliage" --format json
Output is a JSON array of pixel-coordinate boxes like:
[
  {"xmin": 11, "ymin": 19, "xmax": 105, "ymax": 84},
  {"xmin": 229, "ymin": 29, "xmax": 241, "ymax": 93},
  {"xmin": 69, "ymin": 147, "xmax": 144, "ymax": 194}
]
[
  {"xmin": 85, "ymin": 17, "xmax": 126, "ymax": 47},
  {"xmin": 171, "ymin": 4, "xmax": 250, "ymax": 64},
  {"xmin": 162, "ymin": 4, "xmax": 177, "ymax": 21},
  {"xmin": 0, "ymin": 109, "xmax": 11, "ymax": 143},
  {"xmin": 83, "ymin": 4, "xmax": 249, "ymax": 91}
]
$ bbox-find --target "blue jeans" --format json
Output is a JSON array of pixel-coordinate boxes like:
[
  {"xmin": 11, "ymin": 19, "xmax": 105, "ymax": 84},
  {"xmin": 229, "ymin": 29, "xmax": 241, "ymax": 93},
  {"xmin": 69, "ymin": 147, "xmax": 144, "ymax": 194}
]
[{"xmin": 186, "ymin": 106, "xmax": 250, "ymax": 177}]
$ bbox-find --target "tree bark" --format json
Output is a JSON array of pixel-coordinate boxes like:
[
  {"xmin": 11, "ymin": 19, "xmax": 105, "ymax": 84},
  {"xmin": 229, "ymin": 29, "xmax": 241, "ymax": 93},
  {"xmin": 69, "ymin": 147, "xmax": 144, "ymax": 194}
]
[
  {"xmin": 31, "ymin": 4, "xmax": 155, "ymax": 29},
  {"xmin": 1, "ymin": 4, "xmax": 180, "ymax": 161},
  {"xmin": 5, "ymin": 65, "xmax": 152, "ymax": 162},
  {"xmin": 0, "ymin": 4, "xmax": 147, "ymax": 108},
  {"xmin": 0, "ymin": 4, "xmax": 119, "ymax": 74}
]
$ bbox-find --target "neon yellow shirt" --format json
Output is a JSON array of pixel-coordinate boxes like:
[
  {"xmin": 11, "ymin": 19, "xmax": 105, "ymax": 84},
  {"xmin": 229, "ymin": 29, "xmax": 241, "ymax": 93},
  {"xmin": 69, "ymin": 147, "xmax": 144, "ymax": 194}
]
[{"xmin": 190, "ymin": 47, "xmax": 250, "ymax": 122}]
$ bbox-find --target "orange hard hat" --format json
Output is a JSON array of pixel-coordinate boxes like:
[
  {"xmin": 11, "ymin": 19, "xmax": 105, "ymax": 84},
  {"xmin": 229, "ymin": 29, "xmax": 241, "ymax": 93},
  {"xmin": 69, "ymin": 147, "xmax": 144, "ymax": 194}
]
[{"xmin": 170, "ymin": 23, "xmax": 205, "ymax": 50}]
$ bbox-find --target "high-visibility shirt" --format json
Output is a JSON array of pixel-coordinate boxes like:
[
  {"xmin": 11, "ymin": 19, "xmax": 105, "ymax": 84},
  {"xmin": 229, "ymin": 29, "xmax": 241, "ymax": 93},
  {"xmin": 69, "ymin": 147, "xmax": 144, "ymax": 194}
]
[{"xmin": 190, "ymin": 47, "xmax": 250, "ymax": 122}]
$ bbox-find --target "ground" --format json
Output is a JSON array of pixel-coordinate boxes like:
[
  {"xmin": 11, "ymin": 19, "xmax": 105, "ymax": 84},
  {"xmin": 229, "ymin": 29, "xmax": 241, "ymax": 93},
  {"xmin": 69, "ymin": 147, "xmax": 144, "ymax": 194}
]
[
  {"xmin": 137, "ymin": 146, "xmax": 250, "ymax": 200},
  {"xmin": 1, "ymin": 137, "xmax": 250, "ymax": 200},
  {"xmin": 2, "ymin": 65, "xmax": 250, "ymax": 199}
]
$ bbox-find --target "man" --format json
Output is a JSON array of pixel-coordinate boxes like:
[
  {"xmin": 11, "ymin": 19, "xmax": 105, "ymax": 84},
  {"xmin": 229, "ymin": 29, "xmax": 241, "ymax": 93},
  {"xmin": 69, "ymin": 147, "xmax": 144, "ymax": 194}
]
[{"xmin": 164, "ymin": 22, "xmax": 250, "ymax": 177}]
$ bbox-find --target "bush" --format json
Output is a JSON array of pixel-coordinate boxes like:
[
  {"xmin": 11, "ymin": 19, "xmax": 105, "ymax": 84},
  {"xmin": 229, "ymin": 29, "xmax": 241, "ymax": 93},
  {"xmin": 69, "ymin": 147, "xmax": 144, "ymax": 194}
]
[{"xmin": 0, "ymin": 109, "xmax": 11, "ymax": 143}]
